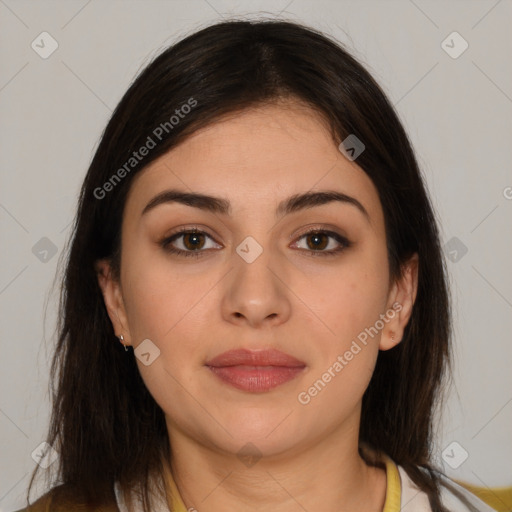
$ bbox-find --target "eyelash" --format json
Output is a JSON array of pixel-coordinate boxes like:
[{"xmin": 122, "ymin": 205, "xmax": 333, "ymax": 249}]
[{"xmin": 160, "ymin": 226, "xmax": 351, "ymax": 259}]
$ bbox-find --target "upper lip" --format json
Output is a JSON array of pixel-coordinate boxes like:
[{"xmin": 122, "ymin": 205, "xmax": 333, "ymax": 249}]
[{"xmin": 205, "ymin": 348, "xmax": 305, "ymax": 368}]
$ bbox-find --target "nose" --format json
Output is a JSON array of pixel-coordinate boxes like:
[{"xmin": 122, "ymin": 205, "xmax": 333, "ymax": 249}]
[{"xmin": 221, "ymin": 243, "xmax": 292, "ymax": 329}]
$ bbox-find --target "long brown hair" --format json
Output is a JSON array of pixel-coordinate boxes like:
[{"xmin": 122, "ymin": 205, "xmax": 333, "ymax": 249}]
[{"xmin": 27, "ymin": 19, "xmax": 455, "ymax": 511}]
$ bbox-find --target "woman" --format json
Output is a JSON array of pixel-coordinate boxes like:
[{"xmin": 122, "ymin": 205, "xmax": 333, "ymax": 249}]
[{"xmin": 17, "ymin": 19, "xmax": 495, "ymax": 512}]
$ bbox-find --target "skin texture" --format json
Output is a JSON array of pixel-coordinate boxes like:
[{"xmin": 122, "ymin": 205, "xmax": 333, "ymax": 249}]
[{"xmin": 97, "ymin": 101, "xmax": 418, "ymax": 511}]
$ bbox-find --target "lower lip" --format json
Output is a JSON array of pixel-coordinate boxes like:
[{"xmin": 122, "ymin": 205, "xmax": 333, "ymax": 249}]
[{"xmin": 207, "ymin": 365, "xmax": 305, "ymax": 392}]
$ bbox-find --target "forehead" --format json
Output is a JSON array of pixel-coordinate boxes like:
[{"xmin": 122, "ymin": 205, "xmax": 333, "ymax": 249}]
[{"xmin": 124, "ymin": 102, "xmax": 383, "ymax": 226}]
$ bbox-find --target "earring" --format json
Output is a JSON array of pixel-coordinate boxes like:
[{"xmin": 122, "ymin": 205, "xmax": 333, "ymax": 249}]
[
  {"xmin": 391, "ymin": 332, "xmax": 395, "ymax": 342},
  {"xmin": 118, "ymin": 334, "xmax": 129, "ymax": 352}
]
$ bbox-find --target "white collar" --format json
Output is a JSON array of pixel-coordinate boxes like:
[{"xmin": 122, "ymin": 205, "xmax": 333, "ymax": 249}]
[{"xmin": 398, "ymin": 465, "xmax": 496, "ymax": 512}]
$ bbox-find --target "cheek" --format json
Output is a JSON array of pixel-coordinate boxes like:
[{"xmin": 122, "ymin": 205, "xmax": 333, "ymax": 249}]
[
  {"xmin": 294, "ymin": 277, "xmax": 386, "ymax": 416},
  {"xmin": 291, "ymin": 243, "xmax": 389, "ymax": 402},
  {"xmin": 122, "ymin": 253, "xmax": 213, "ymax": 343},
  {"xmin": 120, "ymin": 240, "xmax": 226, "ymax": 377},
  {"xmin": 298, "ymin": 248, "xmax": 389, "ymax": 349},
  {"xmin": 119, "ymin": 251, "xmax": 218, "ymax": 417}
]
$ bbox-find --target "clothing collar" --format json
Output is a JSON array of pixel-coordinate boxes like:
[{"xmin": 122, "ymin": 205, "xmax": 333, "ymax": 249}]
[{"xmin": 381, "ymin": 453, "xmax": 402, "ymax": 512}]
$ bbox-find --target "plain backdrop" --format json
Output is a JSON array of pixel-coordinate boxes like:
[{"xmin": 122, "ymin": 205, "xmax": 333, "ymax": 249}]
[{"xmin": 1, "ymin": 1, "xmax": 511, "ymax": 510}]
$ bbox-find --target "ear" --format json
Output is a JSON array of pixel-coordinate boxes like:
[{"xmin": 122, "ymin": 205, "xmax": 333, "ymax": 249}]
[
  {"xmin": 95, "ymin": 259, "xmax": 132, "ymax": 348},
  {"xmin": 379, "ymin": 253, "xmax": 419, "ymax": 351}
]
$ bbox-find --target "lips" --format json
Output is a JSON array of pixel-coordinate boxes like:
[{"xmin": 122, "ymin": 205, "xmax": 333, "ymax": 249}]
[{"xmin": 205, "ymin": 348, "xmax": 306, "ymax": 392}]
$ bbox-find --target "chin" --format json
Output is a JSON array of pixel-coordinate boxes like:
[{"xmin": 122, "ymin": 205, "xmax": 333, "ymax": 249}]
[{"xmin": 214, "ymin": 411, "xmax": 308, "ymax": 457}]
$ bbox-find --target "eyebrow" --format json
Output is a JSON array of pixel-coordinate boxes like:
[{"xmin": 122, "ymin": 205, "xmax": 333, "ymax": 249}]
[{"xmin": 141, "ymin": 189, "xmax": 370, "ymax": 221}]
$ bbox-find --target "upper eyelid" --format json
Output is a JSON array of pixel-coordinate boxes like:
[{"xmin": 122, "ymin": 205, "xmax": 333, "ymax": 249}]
[{"xmin": 165, "ymin": 227, "xmax": 218, "ymax": 243}]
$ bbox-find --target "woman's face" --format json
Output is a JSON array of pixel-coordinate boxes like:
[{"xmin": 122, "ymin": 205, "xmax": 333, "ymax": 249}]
[{"xmin": 98, "ymin": 101, "xmax": 417, "ymax": 459}]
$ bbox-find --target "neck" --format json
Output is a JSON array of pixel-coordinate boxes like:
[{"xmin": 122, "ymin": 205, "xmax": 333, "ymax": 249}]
[{"xmin": 165, "ymin": 419, "xmax": 387, "ymax": 512}]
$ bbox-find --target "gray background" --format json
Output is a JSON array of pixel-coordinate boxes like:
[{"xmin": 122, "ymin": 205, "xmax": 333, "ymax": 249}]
[{"xmin": 1, "ymin": 0, "xmax": 511, "ymax": 510}]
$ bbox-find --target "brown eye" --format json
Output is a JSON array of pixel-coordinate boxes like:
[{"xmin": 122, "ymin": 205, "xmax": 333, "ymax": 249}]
[
  {"xmin": 182, "ymin": 231, "xmax": 206, "ymax": 250},
  {"xmin": 161, "ymin": 229, "xmax": 221, "ymax": 258},
  {"xmin": 292, "ymin": 229, "xmax": 351, "ymax": 257},
  {"xmin": 305, "ymin": 232, "xmax": 329, "ymax": 250}
]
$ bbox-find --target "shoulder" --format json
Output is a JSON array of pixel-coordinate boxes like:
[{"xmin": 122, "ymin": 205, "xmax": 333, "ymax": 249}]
[
  {"xmin": 12, "ymin": 488, "xmax": 119, "ymax": 512},
  {"xmin": 397, "ymin": 465, "xmax": 497, "ymax": 512}
]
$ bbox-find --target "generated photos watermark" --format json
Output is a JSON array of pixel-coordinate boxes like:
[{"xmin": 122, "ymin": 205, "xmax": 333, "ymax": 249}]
[
  {"xmin": 93, "ymin": 97, "xmax": 198, "ymax": 200},
  {"xmin": 297, "ymin": 301, "xmax": 402, "ymax": 405}
]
